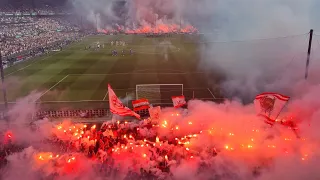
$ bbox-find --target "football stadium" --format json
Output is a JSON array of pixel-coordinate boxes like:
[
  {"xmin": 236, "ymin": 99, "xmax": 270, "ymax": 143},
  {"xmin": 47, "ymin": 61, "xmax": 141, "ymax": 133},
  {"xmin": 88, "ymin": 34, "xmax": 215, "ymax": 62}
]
[
  {"xmin": 1, "ymin": 0, "xmax": 320, "ymax": 180},
  {"xmin": 3, "ymin": 34, "xmax": 223, "ymax": 112}
]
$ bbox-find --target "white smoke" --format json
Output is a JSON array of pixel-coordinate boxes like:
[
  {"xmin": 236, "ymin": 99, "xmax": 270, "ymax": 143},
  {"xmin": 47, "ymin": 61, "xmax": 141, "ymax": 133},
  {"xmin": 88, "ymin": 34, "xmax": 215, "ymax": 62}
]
[
  {"xmin": 159, "ymin": 40, "xmax": 177, "ymax": 61},
  {"xmin": 71, "ymin": 0, "xmax": 119, "ymax": 29},
  {"xmin": 186, "ymin": 0, "xmax": 320, "ymax": 100},
  {"xmin": 1, "ymin": 92, "xmax": 53, "ymax": 145},
  {"xmin": 70, "ymin": 0, "xmax": 320, "ymax": 99},
  {"xmin": 70, "ymin": 0, "xmax": 196, "ymax": 30},
  {"xmin": 120, "ymin": 92, "xmax": 134, "ymax": 107},
  {"xmin": 2, "ymin": 1, "xmax": 320, "ymax": 179}
]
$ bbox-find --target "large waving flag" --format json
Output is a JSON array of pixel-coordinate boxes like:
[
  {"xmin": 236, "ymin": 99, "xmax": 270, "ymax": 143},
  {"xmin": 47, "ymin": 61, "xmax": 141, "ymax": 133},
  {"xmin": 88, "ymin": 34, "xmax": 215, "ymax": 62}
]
[
  {"xmin": 254, "ymin": 92, "xmax": 300, "ymax": 137},
  {"xmin": 172, "ymin": 95, "xmax": 186, "ymax": 108},
  {"xmin": 254, "ymin": 92, "xmax": 290, "ymax": 125},
  {"xmin": 108, "ymin": 84, "xmax": 140, "ymax": 119}
]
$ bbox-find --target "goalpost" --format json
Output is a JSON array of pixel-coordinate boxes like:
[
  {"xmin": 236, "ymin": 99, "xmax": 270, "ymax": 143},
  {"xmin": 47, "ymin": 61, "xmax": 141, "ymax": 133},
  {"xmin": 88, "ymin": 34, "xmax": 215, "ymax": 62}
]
[{"xmin": 136, "ymin": 84, "xmax": 184, "ymax": 104}]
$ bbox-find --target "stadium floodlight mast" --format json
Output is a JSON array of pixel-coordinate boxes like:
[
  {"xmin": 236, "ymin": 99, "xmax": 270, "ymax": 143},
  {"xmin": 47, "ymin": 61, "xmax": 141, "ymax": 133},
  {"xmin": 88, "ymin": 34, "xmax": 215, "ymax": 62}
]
[
  {"xmin": 0, "ymin": 51, "xmax": 8, "ymax": 121},
  {"xmin": 305, "ymin": 29, "xmax": 313, "ymax": 80}
]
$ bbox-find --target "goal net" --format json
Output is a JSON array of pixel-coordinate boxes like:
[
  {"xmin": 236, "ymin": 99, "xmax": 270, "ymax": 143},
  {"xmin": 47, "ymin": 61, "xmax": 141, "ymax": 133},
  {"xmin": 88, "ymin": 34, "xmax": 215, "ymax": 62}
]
[{"xmin": 136, "ymin": 84, "xmax": 184, "ymax": 105}]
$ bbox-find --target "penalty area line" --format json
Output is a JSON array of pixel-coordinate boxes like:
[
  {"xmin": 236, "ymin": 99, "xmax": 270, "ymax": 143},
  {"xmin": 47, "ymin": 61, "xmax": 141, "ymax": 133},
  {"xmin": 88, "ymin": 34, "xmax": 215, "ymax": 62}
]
[
  {"xmin": 103, "ymin": 91, "xmax": 109, "ymax": 101},
  {"xmin": 4, "ymin": 51, "xmax": 63, "ymax": 78},
  {"xmin": 36, "ymin": 74, "xmax": 69, "ymax": 101},
  {"xmin": 4, "ymin": 64, "xmax": 33, "ymax": 78},
  {"xmin": 207, "ymin": 88, "xmax": 217, "ymax": 99}
]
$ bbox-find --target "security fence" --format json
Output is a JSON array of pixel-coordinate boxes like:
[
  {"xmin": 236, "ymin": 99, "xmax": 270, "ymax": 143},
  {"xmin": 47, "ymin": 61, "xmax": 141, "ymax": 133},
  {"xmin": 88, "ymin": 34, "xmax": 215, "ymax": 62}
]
[
  {"xmin": 35, "ymin": 109, "xmax": 111, "ymax": 119},
  {"xmin": 0, "ymin": 96, "xmax": 225, "ymax": 121}
]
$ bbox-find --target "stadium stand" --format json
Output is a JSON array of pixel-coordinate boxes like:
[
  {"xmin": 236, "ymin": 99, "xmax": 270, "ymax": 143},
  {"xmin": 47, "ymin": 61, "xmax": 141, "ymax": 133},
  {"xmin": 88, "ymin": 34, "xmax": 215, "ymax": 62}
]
[{"xmin": 0, "ymin": 1, "xmax": 84, "ymax": 66}]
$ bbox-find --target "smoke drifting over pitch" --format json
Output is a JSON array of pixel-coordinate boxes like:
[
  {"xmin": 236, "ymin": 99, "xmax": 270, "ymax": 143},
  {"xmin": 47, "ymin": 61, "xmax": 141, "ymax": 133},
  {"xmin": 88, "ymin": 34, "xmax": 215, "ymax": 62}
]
[
  {"xmin": 70, "ymin": 0, "xmax": 320, "ymax": 99},
  {"xmin": 70, "ymin": 0, "xmax": 198, "ymax": 33},
  {"xmin": 1, "ymin": 0, "xmax": 320, "ymax": 179}
]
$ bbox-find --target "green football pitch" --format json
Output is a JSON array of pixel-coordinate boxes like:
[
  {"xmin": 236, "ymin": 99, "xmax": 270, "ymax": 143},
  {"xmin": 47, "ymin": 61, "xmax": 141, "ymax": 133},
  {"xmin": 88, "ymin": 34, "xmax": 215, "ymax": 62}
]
[{"xmin": 1, "ymin": 34, "xmax": 223, "ymax": 110}]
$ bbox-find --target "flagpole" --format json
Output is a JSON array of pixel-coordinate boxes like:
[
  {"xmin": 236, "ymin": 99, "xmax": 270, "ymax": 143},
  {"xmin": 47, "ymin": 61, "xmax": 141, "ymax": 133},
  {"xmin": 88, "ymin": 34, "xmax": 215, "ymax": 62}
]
[
  {"xmin": 274, "ymin": 99, "xmax": 290, "ymax": 121},
  {"xmin": 305, "ymin": 29, "xmax": 313, "ymax": 80}
]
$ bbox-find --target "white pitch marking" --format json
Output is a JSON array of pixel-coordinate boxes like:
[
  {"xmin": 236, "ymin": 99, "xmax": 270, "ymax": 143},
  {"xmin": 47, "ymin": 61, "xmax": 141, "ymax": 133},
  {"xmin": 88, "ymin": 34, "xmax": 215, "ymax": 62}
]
[
  {"xmin": 4, "ymin": 51, "xmax": 63, "ymax": 77},
  {"xmin": 69, "ymin": 72, "xmax": 206, "ymax": 76},
  {"xmin": 37, "ymin": 74, "xmax": 69, "ymax": 101},
  {"xmin": 5, "ymin": 64, "xmax": 33, "ymax": 77},
  {"xmin": 103, "ymin": 91, "xmax": 109, "ymax": 101},
  {"xmin": 207, "ymin": 88, "xmax": 217, "ymax": 99}
]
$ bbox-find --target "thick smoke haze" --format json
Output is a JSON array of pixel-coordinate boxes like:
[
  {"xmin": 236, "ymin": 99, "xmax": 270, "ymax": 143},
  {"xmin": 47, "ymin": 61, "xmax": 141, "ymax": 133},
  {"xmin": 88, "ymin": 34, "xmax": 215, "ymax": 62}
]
[
  {"xmin": 68, "ymin": 1, "xmax": 320, "ymax": 179},
  {"xmin": 70, "ymin": 0, "xmax": 320, "ymax": 100},
  {"xmin": 70, "ymin": 0, "xmax": 320, "ymax": 35},
  {"xmin": 1, "ymin": 0, "xmax": 320, "ymax": 179}
]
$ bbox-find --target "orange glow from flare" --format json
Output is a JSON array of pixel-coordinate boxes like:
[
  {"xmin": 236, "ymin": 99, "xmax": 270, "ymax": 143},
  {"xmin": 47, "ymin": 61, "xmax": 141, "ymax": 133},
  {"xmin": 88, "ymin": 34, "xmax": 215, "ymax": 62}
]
[
  {"xmin": 6, "ymin": 133, "xmax": 12, "ymax": 138},
  {"xmin": 124, "ymin": 24, "xmax": 197, "ymax": 34}
]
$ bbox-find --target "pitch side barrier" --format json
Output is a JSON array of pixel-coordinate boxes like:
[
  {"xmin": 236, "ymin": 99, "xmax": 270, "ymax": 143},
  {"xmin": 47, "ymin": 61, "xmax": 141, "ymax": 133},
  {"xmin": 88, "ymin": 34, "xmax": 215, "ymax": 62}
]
[
  {"xmin": 35, "ymin": 109, "xmax": 111, "ymax": 119},
  {"xmin": 33, "ymin": 99, "xmax": 225, "ymax": 120},
  {"xmin": 0, "ymin": 100, "xmax": 225, "ymax": 121}
]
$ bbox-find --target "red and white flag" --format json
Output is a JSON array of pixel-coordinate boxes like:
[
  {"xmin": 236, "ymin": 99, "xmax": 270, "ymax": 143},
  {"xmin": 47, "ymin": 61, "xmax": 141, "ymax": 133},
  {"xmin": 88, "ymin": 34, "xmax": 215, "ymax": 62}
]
[
  {"xmin": 108, "ymin": 84, "xmax": 140, "ymax": 119},
  {"xmin": 149, "ymin": 106, "xmax": 161, "ymax": 119},
  {"xmin": 172, "ymin": 95, "xmax": 186, "ymax": 108},
  {"xmin": 254, "ymin": 92, "xmax": 290, "ymax": 124},
  {"xmin": 132, "ymin": 99, "xmax": 150, "ymax": 111}
]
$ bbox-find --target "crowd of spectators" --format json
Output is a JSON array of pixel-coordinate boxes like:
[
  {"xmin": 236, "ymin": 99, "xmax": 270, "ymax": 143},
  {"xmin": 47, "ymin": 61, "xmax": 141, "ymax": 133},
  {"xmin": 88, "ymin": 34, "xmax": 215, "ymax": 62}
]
[
  {"xmin": 0, "ymin": 16, "xmax": 34, "ymax": 24},
  {"xmin": 0, "ymin": 5, "xmax": 33, "ymax": 14},
  {"xmin": 0, "ymin": 4, "xmax": 71, "ymax": 15},
  {"xmin": 0, "ymin": 121, "xmax": 170, "ymax": 179},
  {"xmin": 1, "ymin": 17, "xmax": 81, "ymax": 57},
  {"xmin": 0, "ymin": 4, "xmax": 83, "ymax": 67},
  {"xmin": 0, "ymin": 2, "xmax": 83, "ymax": 67}
]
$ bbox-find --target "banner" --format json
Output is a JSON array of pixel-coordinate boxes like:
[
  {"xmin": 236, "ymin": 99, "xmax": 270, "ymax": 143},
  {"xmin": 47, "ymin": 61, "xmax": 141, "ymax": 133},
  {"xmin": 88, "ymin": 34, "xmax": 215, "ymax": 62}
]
[
  {"xmin": 16, "ymin": 56, "xmax": 23, "ymax": 60},
  {"xmin": 172, "ymin": 95, "xmax": 187, "ymax": 108},
  {"xmin": 149, "ymin": 106, "xmax": 161, "ymax": 119},
  {"xmin": 132, "ymin": 99, "xmax": 150, "ymax": 111}
]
